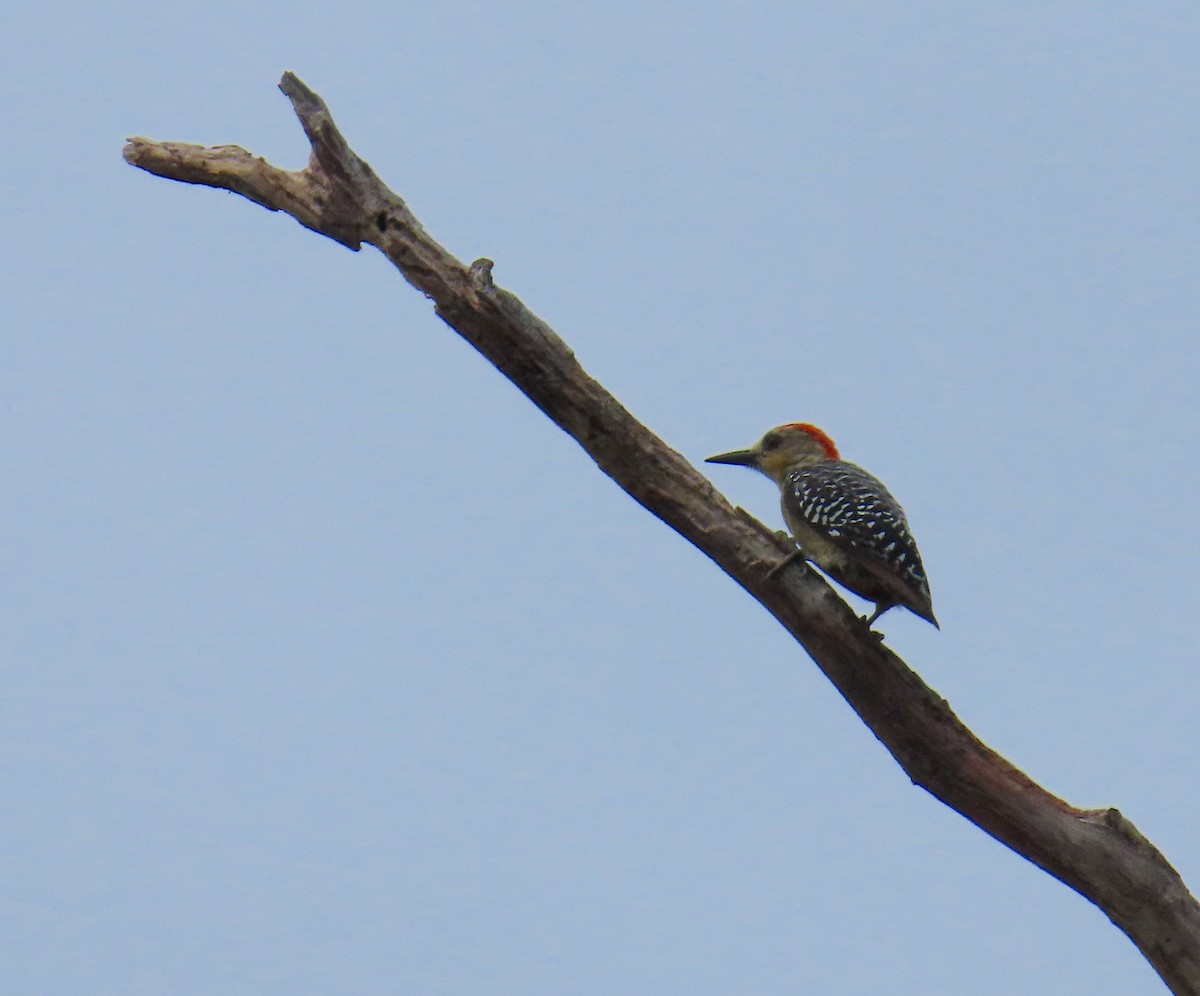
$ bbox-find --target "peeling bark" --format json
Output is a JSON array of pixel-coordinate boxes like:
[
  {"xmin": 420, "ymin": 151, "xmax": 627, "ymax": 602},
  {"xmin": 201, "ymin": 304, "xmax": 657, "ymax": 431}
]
[{"xmin": 124, "ymin": 72, "xmax": 1200, "ymax": 993}]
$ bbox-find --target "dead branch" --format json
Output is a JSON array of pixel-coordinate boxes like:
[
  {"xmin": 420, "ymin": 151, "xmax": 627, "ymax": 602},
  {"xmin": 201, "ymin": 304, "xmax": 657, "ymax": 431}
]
[{"xmin": 123, "ymin": 72, "xmax": 1200, "ymax": 994}]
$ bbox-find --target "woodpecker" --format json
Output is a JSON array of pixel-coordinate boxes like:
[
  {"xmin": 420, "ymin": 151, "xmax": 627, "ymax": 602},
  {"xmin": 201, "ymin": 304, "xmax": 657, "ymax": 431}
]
[{"xmin": 706, "ymin": 423, "xmax": 938, "ymax": 629}]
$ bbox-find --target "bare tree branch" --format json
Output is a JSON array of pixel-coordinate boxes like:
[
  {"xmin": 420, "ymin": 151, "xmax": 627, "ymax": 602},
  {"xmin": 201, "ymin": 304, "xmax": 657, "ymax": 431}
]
[{"xmin": 123, "ymin": 72, "xmax": 1200, "ymax": 993}]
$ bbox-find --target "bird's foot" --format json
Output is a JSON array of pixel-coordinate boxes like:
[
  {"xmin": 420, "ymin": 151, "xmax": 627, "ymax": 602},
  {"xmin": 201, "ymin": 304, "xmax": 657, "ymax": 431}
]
[
  {"xmin": 862, "ymin": 619, "xmax": 887, "ymax": 642},
  {"xmin": 765, "ymin": 548, "xmax": 804, "ymax": 581},
  {"xmin": 861, "ymin": 607, "xmax": 889, "ymax": 640}
]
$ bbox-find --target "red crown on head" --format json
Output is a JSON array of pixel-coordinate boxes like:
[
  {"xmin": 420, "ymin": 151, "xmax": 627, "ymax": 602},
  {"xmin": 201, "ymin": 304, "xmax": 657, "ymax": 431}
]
[{"xmin": 782, "ymin": 423, "xmax": 840, "ymax": 460}]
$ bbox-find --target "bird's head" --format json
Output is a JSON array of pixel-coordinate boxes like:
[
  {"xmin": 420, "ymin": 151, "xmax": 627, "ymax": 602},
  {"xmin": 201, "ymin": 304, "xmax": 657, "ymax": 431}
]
[{"xmin": 706, "ymin": 423, "xmax": 840, "ymax": 485}]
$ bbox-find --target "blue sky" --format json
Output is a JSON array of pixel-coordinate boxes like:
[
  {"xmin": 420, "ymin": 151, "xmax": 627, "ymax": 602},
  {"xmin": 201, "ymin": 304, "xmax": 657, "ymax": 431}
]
[{"xmin": 3, "ymin": 3, "xmax": 1199, "ymax": 993}]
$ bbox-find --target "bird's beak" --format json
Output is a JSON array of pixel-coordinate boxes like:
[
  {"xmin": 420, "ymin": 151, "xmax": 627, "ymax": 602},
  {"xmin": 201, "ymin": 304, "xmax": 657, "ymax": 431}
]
[{"xmin": 705, "ymin": 447, "xmax": 760, "ymax": 468}]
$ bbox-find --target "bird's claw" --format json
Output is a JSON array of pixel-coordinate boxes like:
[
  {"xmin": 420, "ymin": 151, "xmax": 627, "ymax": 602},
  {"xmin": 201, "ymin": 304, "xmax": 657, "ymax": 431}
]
[{"xmin": 765, "ymin": 548, "xmax": 804, "ymax": 581}]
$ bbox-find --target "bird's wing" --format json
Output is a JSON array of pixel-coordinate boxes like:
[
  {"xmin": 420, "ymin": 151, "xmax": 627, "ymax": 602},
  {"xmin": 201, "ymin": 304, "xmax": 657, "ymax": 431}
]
[{"xmin": 786, "ymin": 462, "xmax": 931, "ymax": 593}]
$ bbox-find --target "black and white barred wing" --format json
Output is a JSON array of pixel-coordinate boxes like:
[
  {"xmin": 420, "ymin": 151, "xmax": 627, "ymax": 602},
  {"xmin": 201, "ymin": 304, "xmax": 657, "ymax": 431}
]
[{"xmin": 786, "ymin": 461, "xmax": 931, "ymax": 590}]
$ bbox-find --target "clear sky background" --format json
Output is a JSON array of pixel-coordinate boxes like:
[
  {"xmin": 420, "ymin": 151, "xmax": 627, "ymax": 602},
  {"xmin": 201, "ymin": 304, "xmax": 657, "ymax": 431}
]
[{"xmin": 3, "ymin": 3, "xmax": 1198, "ymax": 993}]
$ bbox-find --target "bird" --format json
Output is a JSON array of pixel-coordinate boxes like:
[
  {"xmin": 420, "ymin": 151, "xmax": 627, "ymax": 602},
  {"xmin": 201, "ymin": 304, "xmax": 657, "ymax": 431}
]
[{"xmin": 706, "ymin": 423, "xmax": 938, "ymax": 629}]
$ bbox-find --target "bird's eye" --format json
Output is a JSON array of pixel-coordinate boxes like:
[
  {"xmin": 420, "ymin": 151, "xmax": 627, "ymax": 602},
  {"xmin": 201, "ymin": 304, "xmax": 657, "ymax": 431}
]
[{"xmin": 761, "ymin": 434, "xmax": 781, "ymax": 451}]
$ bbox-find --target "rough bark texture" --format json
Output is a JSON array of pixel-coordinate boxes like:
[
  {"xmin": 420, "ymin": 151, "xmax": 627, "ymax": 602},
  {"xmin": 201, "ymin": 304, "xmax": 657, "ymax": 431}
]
[{"xmin": 123, "ymin": 72, "xmax": 1200, "ymax": 993}]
